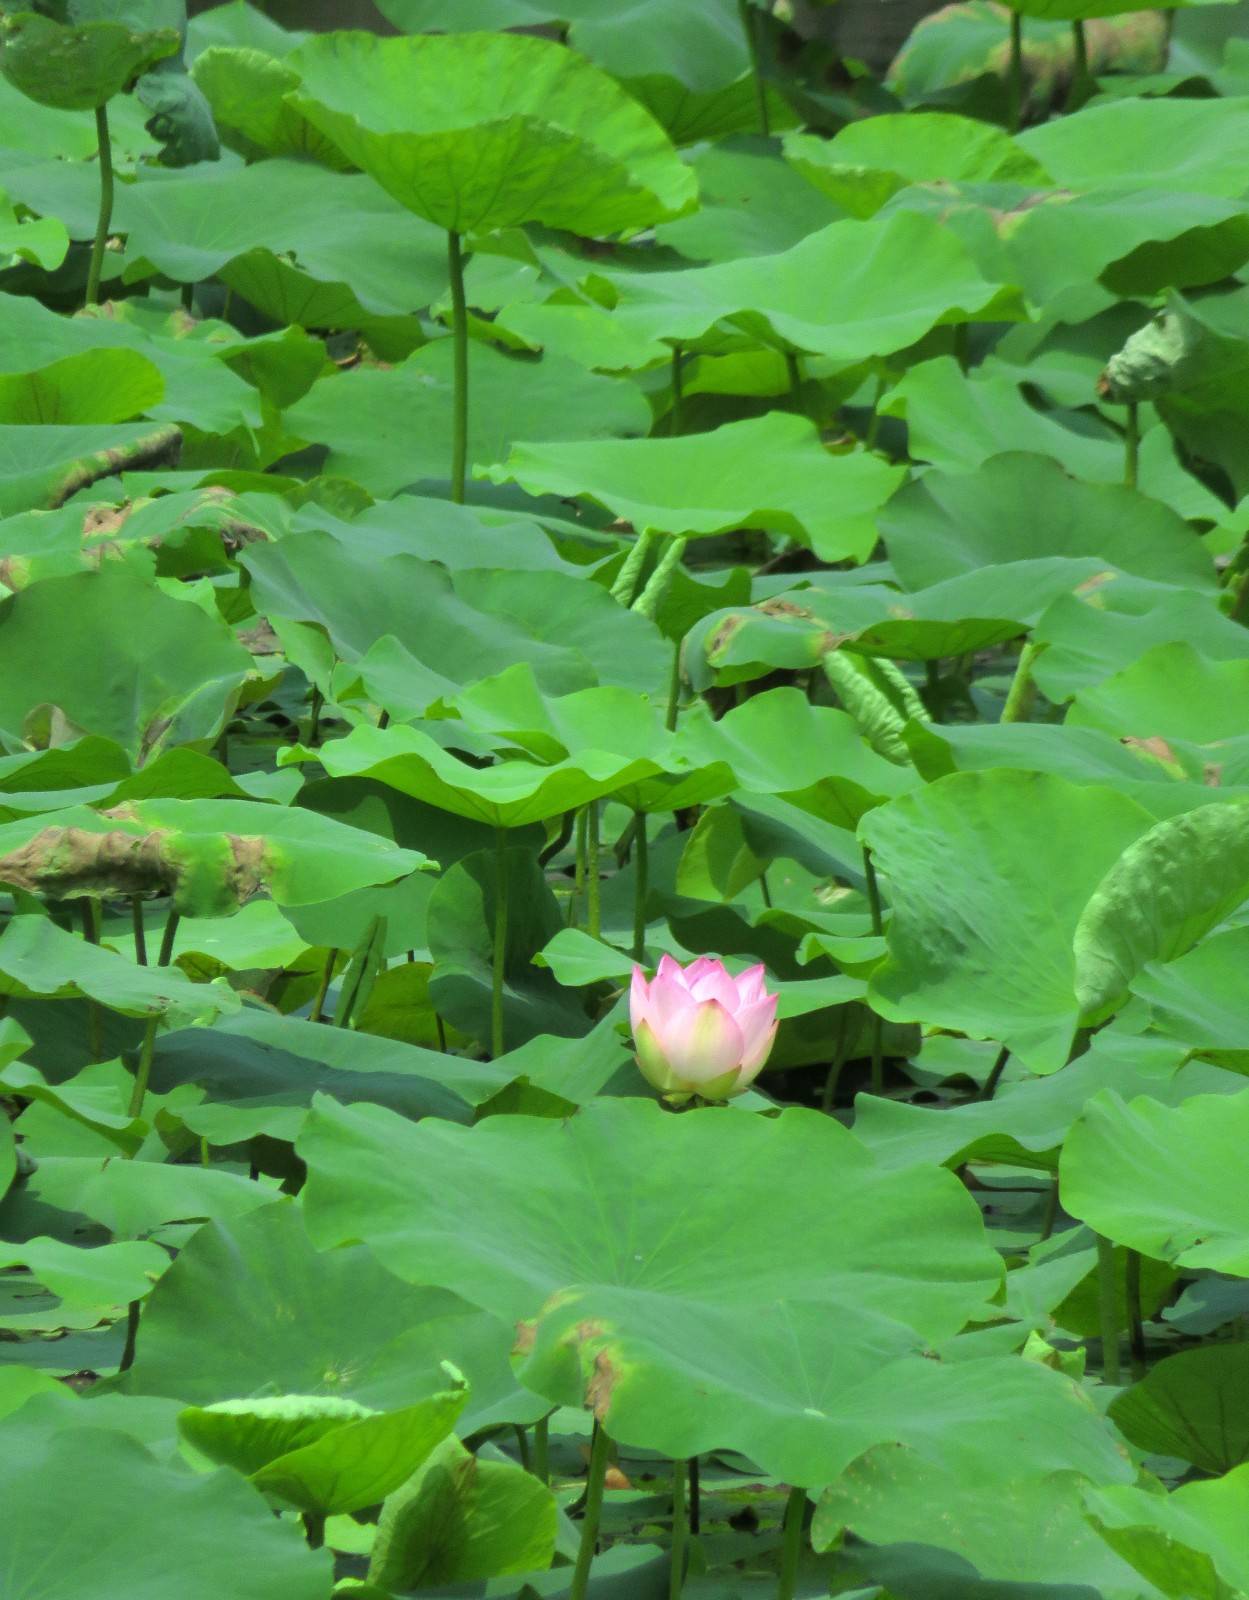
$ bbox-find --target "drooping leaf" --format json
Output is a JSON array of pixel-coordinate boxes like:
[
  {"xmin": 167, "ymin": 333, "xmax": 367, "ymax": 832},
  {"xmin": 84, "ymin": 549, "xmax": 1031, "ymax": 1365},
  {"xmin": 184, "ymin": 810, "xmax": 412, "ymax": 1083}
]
[
  {"xmin": 0, "ymin": 10, "xmax": 179, "ymax": 110},
  {"xmin": 286, "ymin": 29, "xmax": 696, "ymax": 235}
]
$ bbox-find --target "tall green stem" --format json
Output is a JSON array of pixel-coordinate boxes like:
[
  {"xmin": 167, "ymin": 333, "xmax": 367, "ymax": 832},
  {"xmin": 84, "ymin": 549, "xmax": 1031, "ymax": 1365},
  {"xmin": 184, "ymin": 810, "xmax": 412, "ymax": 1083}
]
[
  {"xmin": 670, "ymin": 343, "xmax": 684, "ymax": 434},
  {"xmin": 492, "ymin": 828, "xmax": 509, "ymax": 1058},
  {"xmin": 978, "ymin": 1044, "xmax": 1011, "ymax": 1102},
  {"xmin": 1007, "ymin": 9, "xmax": 1024, "ymax": 133},
  {"xmin": 689, "ymin": 1454, "xmax": 701, "ymax": 1533},
  {"xmin": 669, "ymin": 1458, "xmax": 688, "ymax": 1600},
  {"xmin": 776, "ymin": 1485, "xmax": 807, "ymax": 1600},
  {"xmin": 156, "ymin": 906, "xmax": 180, "ymax": 968},
  {"xmin": 1096, "ymin": 1234, "xmax": 1122, "ymax": 1385},
  {"xmin": 1125, "ymin": 1247, "xmax": 1147, "ymax": 1379},
  {"xmin": 447, "ymin": 228, "xmax": 469, "ymax": 504},
  {"xmin": 632, "ymin": 811, "xmax": 649, "ymax": 962},
  {"xmin": 586, "ymin": 802, "xmax": 602, "ymax": 940},
  {"xmin": 571, "ymin": 806, "xmax": 589, "ymax": 928},
  {"xmin": 784, "ymin": 351, "xmax": 802, "ymax": 412},
  {"xmin": 738, "ymin": 0, "xmax": 771, "ymax": 136},
  {"xmin": 1124, "ymin": 401, "xmax": 1139, "ymax": 490},
  {"xmin": 126, "ymin": 1014, "xmax": 159, "ymax": 1125},
  {"xmin": 86, "ymin": 103, "xmax": 114, "ymax": 307},
  {"xmin": 569, "ymin": 1422, "xmax": 611, "ymax": 1600},
  {"xmin": 131, "ymin": 897, "xmax": 148, "ymax": 965},
  {"xmin": 533, "ymin": 1413, "xmax": 550, "ymax": 1484},
  {"xmin": 864, "ymin": 372, "xmax": 887, "ymax": 450},
  {"xmin": 862, "ymin": 847, "xmax": 885, "ymax": 1095},
  {"xmin": 1066, "ymin": 18, "xmax": 1090, "ymax": 110},
  {"xmin": 1001, "ymin": 638, "xmax": 1043, "ymax": 724}
]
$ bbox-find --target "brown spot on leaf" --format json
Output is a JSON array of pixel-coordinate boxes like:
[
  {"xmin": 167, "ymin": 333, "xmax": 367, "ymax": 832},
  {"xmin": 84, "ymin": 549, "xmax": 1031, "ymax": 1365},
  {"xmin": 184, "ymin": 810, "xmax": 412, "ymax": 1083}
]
[{"xmin": 586, "ymin": 1349, "xmax": 622, "ymax": 1420}]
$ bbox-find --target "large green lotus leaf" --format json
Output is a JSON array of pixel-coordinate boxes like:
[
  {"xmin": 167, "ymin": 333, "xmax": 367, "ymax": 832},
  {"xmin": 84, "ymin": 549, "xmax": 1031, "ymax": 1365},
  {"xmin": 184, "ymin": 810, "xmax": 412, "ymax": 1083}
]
[
  {"xmin": 2, "ymin": 1057, "xmax": 178, "ymax": 1156},
  {"xmin": 0, "ymin": 1236, "xmax": 168, "ymax": 1309},
  {"xmin": 181, "ymin": 1375, "xmax": 467, "ymax": 1516},
  {"xmin": 1060, "ymin": 1087, "xmax": 1249, "ymax": 1275},
  {"xmin": 187, "ymin": 1, "xmax": 306, "ymax": 58},
  {"xmin": 1018, "ymin": 95, "xmax": 1249, "ymax": 196},
  {"xmin": 675, "ymin": 690, "xmax": 915, "ymax": 824},
  {"xmin": 0, "ymin": 422, "xmax": 180, "ymax": 516},
  {"xmin": 1068, "ymin": 642, "xmax": 1249, "ymax": 744},
  {"xmin": 0, "ymin": 915, "xmax": 238, "ymax": 1025},
  {"xmin": 449, "ymin": 667, "xmax": 732, "ymax": 814},
  {"xmin": 298, "ymin": 1096, "xmax": 1002, "ymax": 1485},
  {"xmin": 906, "ymin": 723, "xmax": 1242, "ymax": 825},
  {"xmin": 241, "ymin": 530, "xmax": 665, "ymax": 703},
  {"xmin": 487, "ymin": 413, "xmax": 905, "ymax": 562},
  {"xmin": 123, "ymin": 1203, "xmax": 543, "ymax": 1431},
  {"xmin": 879, "ymin": 453, "xmax": 1215, "ymax": 592},
  {"xmin": 377, "ymin": 0, "xmax": 748, "ymax": 94},
  {"xmin": 785, "ymin": 114, "xmax": 1048, "ymax": 219},
  {"xmin": 427, "ymin": 845, "xmax": 589, "ymax": 1049},
  {"xmin": 0, "ymin": 57, "xmax": 156, "ymax": 158},
  {"xmin": 884, "ymin": 177, "xmax": 1249, "ymax": 301},
  {"xmin": 368, "ymin": 1433, "xmax": 556, "ymax": 1590},
  {"xmin": 286, "ymin": 30, "xmax": 695, "ymax": 236},
  {"xmin": 0, "ymin": 189, "xmax": 68, "ymax": 273},
  {"xmin": 284, "ymin": 339, "xmax": 649, "ymax": 497},
  {"xmin": 118, "ymin": 158, "xmax": 444, "ymax": 332},
  {"xmin": 0, "ymin": 1421, "xmax": 329, "ymax": 1600},
  {"xmin": 881, "ymin": 358, "xmax": 1123, "ymax": 481},
  {"xmin": 1131, "ymin": 925, "xmax": 1249, "ymax": 1050},
  {"xmin": 818, "ymin": 1460, "xmax": 1143, "ymax": 1599},
  {"xmin": 301, "ymin": 723, "xmax": 666, "ymax": 830},
  {"xmin": 600, "ymin": 210, "xmax": 1023, "ymax": 360},
  {"xmin": 861, "ymin": 773, "xmax": 1155, "ymax": 1073},
  {"xmin": 0, "ymin": 797, "xmax": 428, "ymax": 916},
  {"xmin": 300, "ymin": 495, "xmax": 582, "ymax": 575},
  {"xmin": 1109, "ymin": 1344, "xmax": 1249, "ymax": 1475},
  {"xmin": 0, "ymin": 347, "xmax": 162, "ymax": 425},
  {"xmin": 1085, "ymin": 1466, "xmax": 1249, "ymax": 1600},
  {"xmin": 0, "ymin": 10, "xmax": 178, "ymax": 110},
  {"xmin": 22, "ymin": 1148, "xmax": 281, "ymax": 1237},
  {"xmin": 655, "ymin": 137, "xmax": 844, "ymax": 263},
  {"xmin": 1073, "ymin": 801, "xmax": 1249, "ymax": 1022},
  {"xmin": 190, "ymin": 46, "xmax": 349, "ymax": 167},
  {"xmin": 851, "ymin": 1030, "xmax": 1226, "ymax": 1175},
  {"xmin": 0, "ymin": 568, "xmax": 252, "ymax": 762},
  {"xmin": 1033, "ymin": 586, "xmax": 1246, "ymax": 704},
  {"xmin": 153, "ymin": 1006, "xmax": 506, "ymax": 1133}
]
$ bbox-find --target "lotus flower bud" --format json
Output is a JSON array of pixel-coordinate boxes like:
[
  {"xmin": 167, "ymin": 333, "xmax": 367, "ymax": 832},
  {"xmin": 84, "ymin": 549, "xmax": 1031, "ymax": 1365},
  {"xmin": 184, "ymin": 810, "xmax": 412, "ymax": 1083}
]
[{"xmin": 629, "ymin": 955, "xmax": 779, "ymax": 1101}]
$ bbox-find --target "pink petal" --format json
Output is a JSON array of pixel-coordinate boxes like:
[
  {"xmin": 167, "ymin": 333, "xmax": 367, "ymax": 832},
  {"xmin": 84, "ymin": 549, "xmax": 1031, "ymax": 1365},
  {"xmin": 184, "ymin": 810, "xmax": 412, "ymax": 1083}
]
[
  {"xmin": 629, "ymin": 966, "xmax": 652, "ymax": 1033},
  {"xmin": 736, "ymin": 995, "xmax": 779, "ymax": 1079},
  {"xmin": 661, "ymin": 998, "xmax": 745, "ymax": 1085},
  {"xmin": 633, "ymin": 1018, "xmax": 679, "ymax": 1093},
  {"xmin": 647, "ymin": 971, "xmax": 696, "ymax": 1035},
  {"xmin": 734, "ymin": 963, "xmax": 768, "ymax": 1006},
  {"xmin": 680, "ymin": 956, "xmax": 720, "ymax": 990},
  {"xmin": 688, "ymin": 964, "xmax": 740, "ymax": 1012},
  {"xmin": 656, "ymin": 953, "xmax": 689, "ymax": 992}
]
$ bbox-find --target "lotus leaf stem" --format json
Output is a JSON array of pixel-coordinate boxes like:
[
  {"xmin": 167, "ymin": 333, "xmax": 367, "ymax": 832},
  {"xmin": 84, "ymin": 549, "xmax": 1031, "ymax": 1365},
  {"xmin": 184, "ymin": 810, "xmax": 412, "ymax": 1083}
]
[
  {"xmin": 1096, "ymin": 1234, "xmax": 1122, "ymax": 1385},
  {"xmin": 156, "ymin": 906, "xmax": 180, "ymax": 968},
  {"xmin": 533, "ymin": 1412, "xmax": 550, "ymax": 1483},
  {"xmin": 569, "ymin": 1421, "xmax": 612, "ymax": 1600},
  {"xmin": 85, "ymin": 104, "xmax": 113, "ymax": 307},
  {"xmin": 492, "ymin": 828, "xmax": 509, "ymax": 1057},
  {"xmin": 587, "ymin": 802, "xmax": 602, "ymax": 940},
  {"xmin": 1124, "ymin": 400, "xmax": 1139, "ymax": 489},
  {"xmin": 1007, "ymin": 10, "xmax": 1024, "ymax": 132},
  {"xmin": 1125, "ymin": 1247, "xmax": 1147, "ymax": 1378},
  {"xmin": 738, "ymin": 0, "xmax": 771, "ymax": 137},
  {"xmin": 776, "ymin": 1484, "xmax": 807, "ymax": 1600},
  {"xmin": 126, "ymin": 1014, "xmax": 159, "ymax": 1124},
  {"xmin": 862, "ymin": 847, "xmax": 885, "ymax": 1094},
  {"xmin": 978, "ymin": 1045, "xmax": 1011, "ymax": 1102},
  {"xmin": 633, "ymin": 811, "xmax": 650, "ymax": 961},
  {"xmin": 131, "ymin": 897, "xmax": 148, "ymax": 965},
  {"xmin": 447, "ymin": 228, "xmax": 469, "ymax": 503},
  {"xmin": 669, "ymin": 1458, "xmax": 688, "ymax": 1600},
  {"xmin": 1001, "ymin": 638, "xmax": 1044, "ymax": 724},
  {"xmin": 666, "ymin": 639, "xmax": 684, "ymax": 732},
  {"xmin": 670, "ymin": 343, "xmax": 685, "ymax": 433}
]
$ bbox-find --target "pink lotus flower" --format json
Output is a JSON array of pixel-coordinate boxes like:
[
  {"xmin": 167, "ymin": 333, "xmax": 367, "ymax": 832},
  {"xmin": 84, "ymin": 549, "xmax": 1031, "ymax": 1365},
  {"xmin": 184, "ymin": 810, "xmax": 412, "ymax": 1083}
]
[{"xmin": 629, "ymin": 955, "xmax": 779, "ymax": 1101}]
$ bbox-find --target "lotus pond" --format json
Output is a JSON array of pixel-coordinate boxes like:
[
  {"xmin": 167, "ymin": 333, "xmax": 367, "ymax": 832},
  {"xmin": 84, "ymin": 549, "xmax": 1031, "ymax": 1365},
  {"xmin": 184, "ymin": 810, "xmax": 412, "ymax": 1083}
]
[{"xmin": 2, "ymin": 1, "xmax": 1249, "ymax": 1597}]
